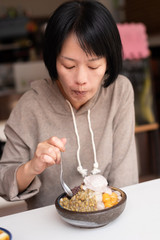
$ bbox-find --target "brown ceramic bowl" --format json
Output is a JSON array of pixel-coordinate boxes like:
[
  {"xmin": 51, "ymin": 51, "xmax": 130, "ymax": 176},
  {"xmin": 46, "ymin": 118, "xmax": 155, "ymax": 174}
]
[{"xmin": 55, "ymin": 187, "xmax": 127, "ymax": 228}]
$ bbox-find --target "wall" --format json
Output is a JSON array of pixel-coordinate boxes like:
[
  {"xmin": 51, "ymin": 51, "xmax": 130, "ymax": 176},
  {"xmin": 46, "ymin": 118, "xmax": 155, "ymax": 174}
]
[
  {"xmin": 0, "ymin": 0, "xmax": 65, "ymax": 17},
  {"xmin": 0, "ymin": 0, "xmax": 114, "ymax": 17}
]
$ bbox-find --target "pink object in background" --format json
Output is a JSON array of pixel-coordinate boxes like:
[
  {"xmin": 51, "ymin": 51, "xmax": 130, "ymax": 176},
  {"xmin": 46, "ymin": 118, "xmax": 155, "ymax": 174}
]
[{"xmin": 117, "ymin": 23, "xmax": 150, "ymax": 60}]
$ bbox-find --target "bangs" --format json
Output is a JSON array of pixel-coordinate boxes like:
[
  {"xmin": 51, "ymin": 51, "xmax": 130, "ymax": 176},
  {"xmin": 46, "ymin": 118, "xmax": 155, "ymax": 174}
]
[
  {"xmin": 72, "ymin": 4, "xmax": 107, "ymax": 57},
  {"xmin": 74, "ymin": 29, "xmax": 106, "ymax": 57}
]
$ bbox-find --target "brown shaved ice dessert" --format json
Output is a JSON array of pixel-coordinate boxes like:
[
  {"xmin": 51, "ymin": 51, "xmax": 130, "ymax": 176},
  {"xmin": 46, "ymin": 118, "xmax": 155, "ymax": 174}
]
[
  {"xmin": 59, "ymin": 175, "xmax": 122, "ymax": 212},
  {"xmin": 60, "ymin": 186, "xmax": 97, "ymax": 212}
]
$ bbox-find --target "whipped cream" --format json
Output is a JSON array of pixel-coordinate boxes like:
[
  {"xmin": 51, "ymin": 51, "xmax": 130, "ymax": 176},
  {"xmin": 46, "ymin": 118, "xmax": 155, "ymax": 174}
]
[{"xmin": 83, "ymin": 174, "xmax": 112, "ymax": 194}]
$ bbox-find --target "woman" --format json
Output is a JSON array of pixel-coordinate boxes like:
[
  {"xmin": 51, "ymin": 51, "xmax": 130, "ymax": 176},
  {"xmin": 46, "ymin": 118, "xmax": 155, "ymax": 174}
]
[{"xmin": 0, "ymin": 0, "xmax": 138, "ymax": 210}]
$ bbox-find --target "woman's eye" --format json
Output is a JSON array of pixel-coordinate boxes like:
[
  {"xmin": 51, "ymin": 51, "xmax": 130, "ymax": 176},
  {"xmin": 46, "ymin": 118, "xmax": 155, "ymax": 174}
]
[
  {"xmin": 88, "ymin": 66, "xmax": 99, "ymax": 70},
  {"xmin": 64, "ymin": 65, "xmax": 75, "ymax": 69}
]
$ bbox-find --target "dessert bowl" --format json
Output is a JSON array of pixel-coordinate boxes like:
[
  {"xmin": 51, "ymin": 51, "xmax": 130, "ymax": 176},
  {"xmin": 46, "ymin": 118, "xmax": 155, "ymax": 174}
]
[
  {"xmin": 55, "ymin": 187, "xmax": 127, "ymax": 228},
  {"xmin": 0, "ymin": 227, "xmax": 12, "ymax": 240}
]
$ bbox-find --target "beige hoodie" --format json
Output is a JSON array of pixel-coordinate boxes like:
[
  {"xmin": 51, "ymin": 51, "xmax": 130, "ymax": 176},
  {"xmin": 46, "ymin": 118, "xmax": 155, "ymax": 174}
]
[{"xmin": 0, "ymin": 75, "xmax": 138, "ymax": 210}]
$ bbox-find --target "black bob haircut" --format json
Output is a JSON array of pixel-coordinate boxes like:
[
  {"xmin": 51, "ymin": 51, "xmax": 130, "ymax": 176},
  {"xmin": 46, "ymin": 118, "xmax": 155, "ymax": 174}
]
[{"xmin": 43, "ymin": 0, "xmax": 122, "ymax": 88}]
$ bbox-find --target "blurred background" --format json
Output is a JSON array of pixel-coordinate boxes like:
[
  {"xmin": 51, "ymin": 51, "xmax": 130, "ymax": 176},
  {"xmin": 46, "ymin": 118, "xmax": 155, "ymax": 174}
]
[{"xmin": 0, "ymin": 0, "xmax": 160, "ymax": 182}]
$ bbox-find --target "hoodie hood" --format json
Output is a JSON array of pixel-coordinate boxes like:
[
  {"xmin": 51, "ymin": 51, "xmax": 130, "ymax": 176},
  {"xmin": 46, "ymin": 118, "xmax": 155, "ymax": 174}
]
[{"xmin": 31, "ymin": 78, "xmax": 103, "ymax": 116}]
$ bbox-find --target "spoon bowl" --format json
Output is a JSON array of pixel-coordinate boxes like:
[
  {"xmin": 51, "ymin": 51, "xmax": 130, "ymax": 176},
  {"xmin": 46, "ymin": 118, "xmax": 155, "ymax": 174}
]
[{"xmin": 60, "ymin": 154, "xmax": 73, "ymax": 198}]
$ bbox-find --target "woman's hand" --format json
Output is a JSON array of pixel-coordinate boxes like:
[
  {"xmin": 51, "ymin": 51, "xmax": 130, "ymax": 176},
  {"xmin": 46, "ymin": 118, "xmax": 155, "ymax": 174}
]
[
  {"xmin": 16, "ymin": 137, "xmax": 66, "ymax": 192},
  {"xmin": 30, "ymin": 137, "xmax": 67, "ymax": 175}
]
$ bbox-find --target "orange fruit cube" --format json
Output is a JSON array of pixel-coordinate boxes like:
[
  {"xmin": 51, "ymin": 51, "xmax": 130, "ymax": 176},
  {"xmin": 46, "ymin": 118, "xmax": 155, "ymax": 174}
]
[{"xmin": 102, "ymin": 193, "xmax": 110, "ymax": 203}]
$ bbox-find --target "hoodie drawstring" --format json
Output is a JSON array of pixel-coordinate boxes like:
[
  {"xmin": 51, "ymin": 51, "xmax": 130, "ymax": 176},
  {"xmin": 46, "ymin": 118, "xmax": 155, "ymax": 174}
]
[
  {"xmin": 87, "ymin": 109, "xmax": 101, "ymax": 175},
  {"xmin": 66, "ymin": 100, "xmax": 101, "ymax": 177}
]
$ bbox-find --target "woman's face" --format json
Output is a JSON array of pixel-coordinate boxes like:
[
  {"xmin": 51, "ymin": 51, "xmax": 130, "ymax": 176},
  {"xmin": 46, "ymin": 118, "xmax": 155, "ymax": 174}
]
[{"xmin": 56, "ymin": 33, "xmax": 107, "ymax": 109}]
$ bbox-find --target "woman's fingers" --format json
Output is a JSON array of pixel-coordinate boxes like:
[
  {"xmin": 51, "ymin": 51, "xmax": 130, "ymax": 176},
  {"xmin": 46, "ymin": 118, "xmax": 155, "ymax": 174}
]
[
  {"xmin": 41, "ymin": 154, "xmax": 55, "ymax": 164},
  {"xmin": 49, "ymin": 137, "xmax": 67, "ymax": 152},
  {"xmin": 36, "ymin": 137, "xmax": 67, "ymax": 165}
]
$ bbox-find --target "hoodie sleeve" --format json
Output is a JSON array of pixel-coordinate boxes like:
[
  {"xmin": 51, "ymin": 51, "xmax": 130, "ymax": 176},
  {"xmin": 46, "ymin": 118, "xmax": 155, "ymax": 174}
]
[
  {"xmin": 108, "ymin": 78, "xmax": 139, "ymax": 187},
  {"xmin": 0, "ymin": 92, "xmax": 41, "ymax": 202}
]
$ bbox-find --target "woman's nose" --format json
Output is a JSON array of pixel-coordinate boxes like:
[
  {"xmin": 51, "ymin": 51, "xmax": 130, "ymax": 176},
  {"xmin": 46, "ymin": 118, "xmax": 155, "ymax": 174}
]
[{"xmin": 75, "ymin": 68, "xmax": 87, "ymax": 85}]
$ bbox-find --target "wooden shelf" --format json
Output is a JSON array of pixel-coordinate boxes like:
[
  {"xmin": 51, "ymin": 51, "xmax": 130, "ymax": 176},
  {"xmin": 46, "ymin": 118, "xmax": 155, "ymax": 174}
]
[{"xmin": 135, "ymin": 123, "xmax": 159, "ymax": 133}]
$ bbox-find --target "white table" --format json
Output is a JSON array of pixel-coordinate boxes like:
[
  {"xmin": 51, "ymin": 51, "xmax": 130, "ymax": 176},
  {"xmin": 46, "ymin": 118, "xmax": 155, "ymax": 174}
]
[{"xmin": 1, "ymin": 179, "xmax": 160, "ymax": 240}]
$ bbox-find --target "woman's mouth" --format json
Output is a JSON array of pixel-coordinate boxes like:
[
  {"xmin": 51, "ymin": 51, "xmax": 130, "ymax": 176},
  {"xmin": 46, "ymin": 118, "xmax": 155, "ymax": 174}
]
[{"xmin": 73, "ymin": 90, "xmax": 87, "ymax": 96}]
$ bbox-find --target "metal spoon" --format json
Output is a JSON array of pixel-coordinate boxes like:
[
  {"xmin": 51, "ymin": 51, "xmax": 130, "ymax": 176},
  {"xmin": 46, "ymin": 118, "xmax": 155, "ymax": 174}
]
[{"xmin": 60, "ymin": 153, "xmax": 73, "ymax": 197}]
